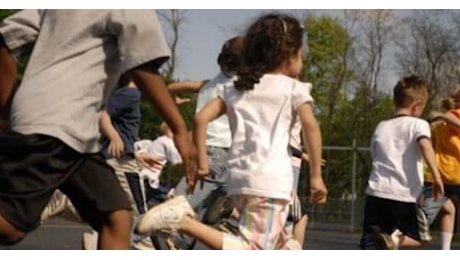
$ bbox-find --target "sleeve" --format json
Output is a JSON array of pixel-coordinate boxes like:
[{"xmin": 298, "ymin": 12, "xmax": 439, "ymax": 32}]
[
  {"xmin": 447, "ymin": 109, "xmax": 460, "ymax": 134},
  {"xmin": 414, "ymin": 119, "xmax": 431, "ymax": 142},
  {"xmin": 218, "ymin": 81, "xmax": 235, "ymax": 104},
  {"xmin": 106, "ymin": 88, "xmax": 139, "ymax": 118},
  {"xmin": 0, "ymin": 10, "xmax": 43, "ymax": 59},
  {"xmin": 291, "ymin": 81, "xmax": 314, "ymax": 111},
  {"xmin": 108, "ymin": 10, "xmax": 171, "ymax": 73},
  {"xmin": 165, "ymin": 139, "xmax": 182, "ymax": 165}
]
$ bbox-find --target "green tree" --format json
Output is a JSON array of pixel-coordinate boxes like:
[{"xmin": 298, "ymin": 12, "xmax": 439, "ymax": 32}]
[{"xmin": 302, "ymin": 15, "xmax": 353, "ymax": 146}]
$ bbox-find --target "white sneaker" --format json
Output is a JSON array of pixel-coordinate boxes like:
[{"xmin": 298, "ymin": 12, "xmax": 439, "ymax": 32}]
[
  {"xmin": 82, "ymin": 231, "xmax": 98, "ymax": 250},
  {"xmin": 135, "ymin": 195, "xmax": 195, "ymax": 236}
]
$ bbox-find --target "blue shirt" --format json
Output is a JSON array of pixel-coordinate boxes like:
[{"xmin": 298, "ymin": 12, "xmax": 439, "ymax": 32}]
[{"xmin": 101, "ymin": 86, "xmax": 141, "ymax": 159}]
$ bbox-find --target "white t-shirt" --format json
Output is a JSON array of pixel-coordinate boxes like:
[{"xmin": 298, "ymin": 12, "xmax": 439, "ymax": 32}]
[
  {"xmin": 220, "ymin": 74, "xmax": 314, "ymax": 200},
  {"xmin": 366, "ymin": 115, "xmax": 431, "ymax": 203},
  {"xmin": 195, "ymin": 72, "xmax": 235, "ymax": 148},
  {"xmin": 134, "ymin": 136, "xmax": 182, "ymax": 188}
]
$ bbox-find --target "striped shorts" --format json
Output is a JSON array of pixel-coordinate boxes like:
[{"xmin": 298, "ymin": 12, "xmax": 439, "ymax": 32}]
[{"xmin": 222, "ymin": 194, "xmax": 302, "ymax": 250}]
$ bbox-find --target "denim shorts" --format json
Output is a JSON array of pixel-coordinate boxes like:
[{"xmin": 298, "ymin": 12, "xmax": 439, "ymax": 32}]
[{"xmin": 420, "ymin": 184, "xmax": 448, "ymax": 225}]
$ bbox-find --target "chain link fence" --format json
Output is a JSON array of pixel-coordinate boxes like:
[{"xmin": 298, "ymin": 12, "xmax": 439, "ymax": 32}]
[{"xmin": 298, "ymin": 141, "xmax": 371, "ymax": 232}]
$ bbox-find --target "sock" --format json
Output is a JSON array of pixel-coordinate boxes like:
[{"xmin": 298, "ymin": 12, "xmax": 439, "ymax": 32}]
[
  {"xmin": 391, "ymin": 229, "xmax": 403, "ymax": 249},
  {"xmin": 440, "ymin": 232, "xmax": 453, "ymax": 250}
]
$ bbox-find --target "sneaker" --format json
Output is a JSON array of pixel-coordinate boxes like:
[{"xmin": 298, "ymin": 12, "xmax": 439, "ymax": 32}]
[
  {"xmin": 82, "ymin": 231, "xmax": 98, "ymax": 250},
  {"xmin": 374, "ymin": 232, "xmax": 396, "ymax": 250},
  {"xmin": 135, "ymin": 195, "xmax": 195, "ymax": 236},
  {"xmin": 202, "ymin": 196, "xmax": 234, "ymax": 225}
]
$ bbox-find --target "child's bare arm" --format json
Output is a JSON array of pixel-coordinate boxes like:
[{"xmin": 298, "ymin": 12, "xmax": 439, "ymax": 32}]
[
  {"xmin": 431, "ymin": 111, "xmax": 460, "ymax": 128},
  {"xmin": 168, "ymin": 80, "xmax": 208, "ymax": 94},
  {"xmin": 419, "ymin": 138, "xmax": 444, "ymax": 199},
  {"xmin": 0, "ymin": 36, "xmax": 17, "ymax": 125},
  {"xmin": 131, "ymin": 59, "xmax": 197, "ymax": 193},
  {"xmin": 99, "ymin": 110, "xmax": 124, "ymax": 158},
  {"xmin": 193, "ymin": 97, "xmax": 226, "ymax": 191},
  {"xmin": 297, "ymin": 102, "xmax": 327, "ymax": 204}
]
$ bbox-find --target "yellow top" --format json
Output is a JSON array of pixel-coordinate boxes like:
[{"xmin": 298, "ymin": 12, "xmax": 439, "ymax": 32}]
[{"xmin": 425, "ymin": 109, "xmax": 460, "ymax": 185}]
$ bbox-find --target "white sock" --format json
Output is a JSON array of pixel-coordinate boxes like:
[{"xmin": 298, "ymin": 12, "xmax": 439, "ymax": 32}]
[
  {"xmin": 440, "ymin": 232, "xmax": 453, "ymax": 250},
  {"xmin": 391, "ymin": 229, "xmax": 403, "ymax": 249}
]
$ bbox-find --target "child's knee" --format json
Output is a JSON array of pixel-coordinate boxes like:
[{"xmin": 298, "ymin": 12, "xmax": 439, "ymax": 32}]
[
  {"xmin": 107, "ymin": 209, "xmax": 133, "ymax": 228},
  {"xmin": 0, "ymin": 228, "xmax": 26, "ymax": 246},
  {"xmin": 442, "ymin": 199, "xmax": 456, "ymax": 215}
]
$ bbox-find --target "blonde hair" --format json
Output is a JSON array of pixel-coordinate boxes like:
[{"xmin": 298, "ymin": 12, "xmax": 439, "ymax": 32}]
[
  {"xmin": 393, "ymin": 75, "xmax": 429, "ymax": 108},
  {"xmin": 439, "ymin": 85, "xmax": 460, "ymax": 111},
  {"xmin": 159, "ymin": 122, "xmax": 171, "ymax": 136}
]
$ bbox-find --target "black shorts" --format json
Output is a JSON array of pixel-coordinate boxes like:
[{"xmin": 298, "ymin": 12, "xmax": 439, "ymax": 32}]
[
  {"xmin": 359, "ymin": 195, "xmax": 430, "ymax": 249},
  {"xmin": 0, "ymin": 133, "xmax": 131, "ymax": 232}
]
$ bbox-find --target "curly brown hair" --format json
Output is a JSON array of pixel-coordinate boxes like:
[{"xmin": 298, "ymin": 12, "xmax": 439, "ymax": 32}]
[{"xmin": 234, "ymin": 13, "xmax": 304, "ymax": 91}]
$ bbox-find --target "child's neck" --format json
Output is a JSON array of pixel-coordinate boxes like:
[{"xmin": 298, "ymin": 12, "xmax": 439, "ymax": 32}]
[{"xmin": 394, "ymin": 107, "xmax": 414, "ymax": 117}]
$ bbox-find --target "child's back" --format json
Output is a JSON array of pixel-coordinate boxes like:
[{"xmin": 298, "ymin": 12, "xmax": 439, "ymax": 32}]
[
  {"xmin": 368, "ymin": 115, "xmax": 430, "ymax": 202},
  {"xmin": 223, "ymin": 74, "xmax": 313, "ymax": 200}
]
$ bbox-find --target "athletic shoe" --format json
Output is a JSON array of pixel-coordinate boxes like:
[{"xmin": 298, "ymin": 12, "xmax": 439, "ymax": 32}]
[
  {"xmin": 82, "ymin": 231, "xmax": 98, "ymax": 250},
  {"xmin": 374, "ymin": 232, "xmax": 396, "ymax": 250},
  {"xmin": 135, "ymin": 195, "xmax": 195, "ymax": 236}
]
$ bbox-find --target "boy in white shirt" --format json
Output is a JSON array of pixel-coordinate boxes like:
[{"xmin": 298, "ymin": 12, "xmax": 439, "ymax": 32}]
[{"xmin": 359, "ymin": 75, "xmax": 444, "ymax": 250}]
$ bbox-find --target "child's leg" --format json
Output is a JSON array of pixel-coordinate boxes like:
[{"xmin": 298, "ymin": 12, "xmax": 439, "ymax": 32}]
[
  {"xmin": 61, "ymin": 154, "xmax": 133, "ymax": 250},
  {"xmin": 381, "ymin": 203, "xmax": 432, "ymax": 249},
  {"xmin": 181, "ymin": 216, "xmax": 224, "ymax": 249},
  {"xmin": 105, "ymin": 158, "xmax": 153, "ymax": 249},
  {"xmin": 136, "ymin": 195, "xmax": 299, "ymax": 250},
  {"xmin": 0, "ymin": 214, "xmax": 26, "ymax": 245},
  {"xmin": 420, "ymin": 184, "xmax": 452, "ymax": 249},
  {"xmin": 439, "ymin": 199, "xmax": 455, "ymax": 250},
  {"xmin": 292, "ymin": 214, "xmax": 308, "ymax": 246},
  {"xmin": 168, "ymin": 147, "xmax": 229, "ymax": 249},
  {"xmin": 136, "ymin": 195, "xmax": 225, "ymax": 249},
  {"xmin": 97, "ymin": 210, "xmax": 132, "ymax": 249}
]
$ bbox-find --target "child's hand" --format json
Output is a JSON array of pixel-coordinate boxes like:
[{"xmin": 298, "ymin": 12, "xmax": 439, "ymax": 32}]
[
  {"xmin": 301, "ymin": 153, "xmax": 327, "ymax": 166},
  {"xmin": 175, "ymin": 96, "xmax": 191, "ymax": 105},
  {"xmin": 135, "ymin": 152, "xmax": 163, "ymax": 171},
  {"xmin": 309, "ymin": 176, "xmax": 327, "ymax": 204},
  {"xmin": 196, "ymin": 162, "xmax": 210, "ymax": 190},
  {"xmin": 432, "ymin": 179, "xmax": 445, "ymax": 201},
  {"xmin": 108, "ymin": 135, "xmax": 124, "ymax": 158},
  {"xmin": 173, "ymin": 131, "xmax": 197, "ymax": 194}
]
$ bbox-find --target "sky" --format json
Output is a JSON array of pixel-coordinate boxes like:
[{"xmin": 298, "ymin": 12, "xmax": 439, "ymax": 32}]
[
  {"xmin": 161, "ymin": 9, "xmax": 403, "ymax": 90},
  {"xmin": 162, "ymin": 10, "xmax": 342, "ymax": 81}
]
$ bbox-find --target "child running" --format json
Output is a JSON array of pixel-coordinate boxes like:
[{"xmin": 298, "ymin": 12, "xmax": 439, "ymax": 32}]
[
  {"xmin": 359, "ymin": 75, "xmax": 444, "ymax": 250},
  {"xmin": 136, "ymin": 13, "xmax": 327, "ymax": 250},
  {"xmin": 420, "ymin": 86, "xmax": 460, "ymax": 250},
  {"xmin": 0, "ymin": 10, "xmax": 196, "ymax": 249},
  {"xmin": 134, "ymin": 122, "xmax": 183, "ymax": 191}
]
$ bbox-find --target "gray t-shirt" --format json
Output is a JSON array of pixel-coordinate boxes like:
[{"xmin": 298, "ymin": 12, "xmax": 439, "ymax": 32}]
[{"xmin": 0, "ymin": 10, "xmax": 170, "ymax": 153}]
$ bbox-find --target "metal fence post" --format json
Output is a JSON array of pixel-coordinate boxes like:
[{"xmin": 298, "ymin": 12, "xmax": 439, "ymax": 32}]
[{"xmin": 350, "ymin": 138, "xmax": 357, "ymax": 232}]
